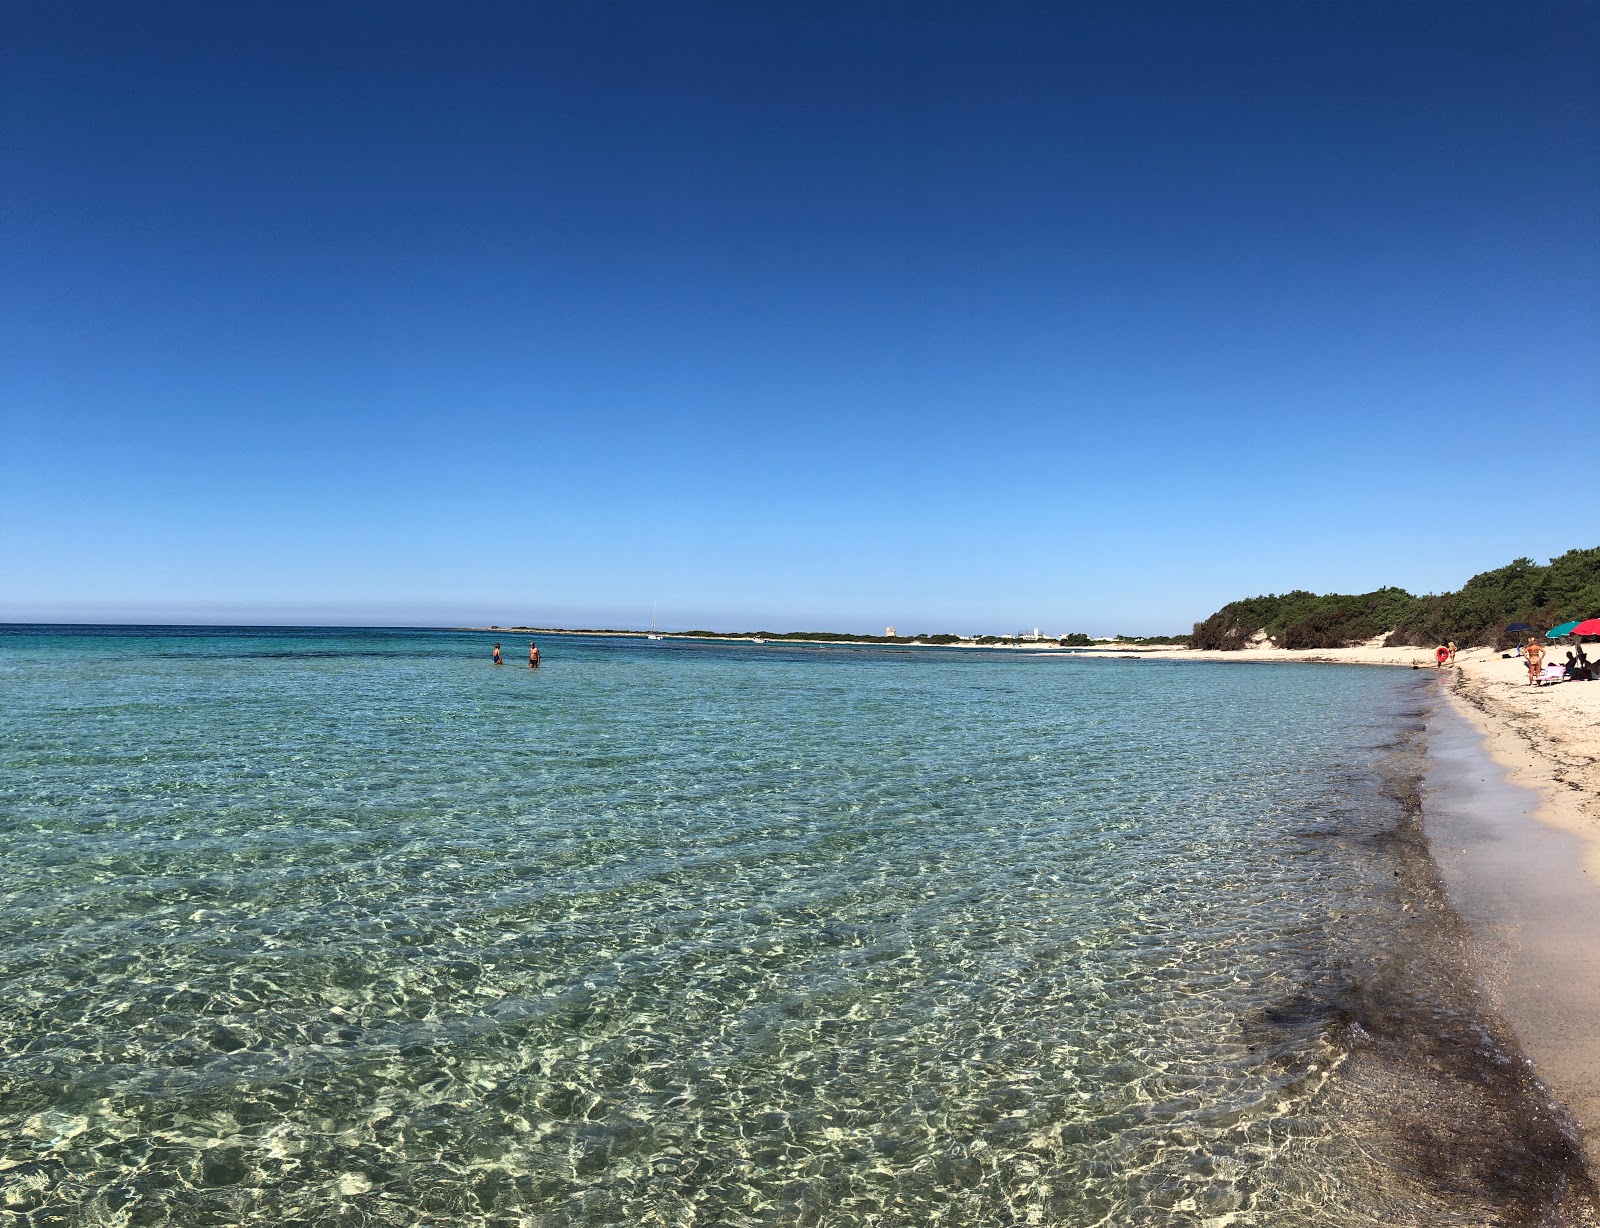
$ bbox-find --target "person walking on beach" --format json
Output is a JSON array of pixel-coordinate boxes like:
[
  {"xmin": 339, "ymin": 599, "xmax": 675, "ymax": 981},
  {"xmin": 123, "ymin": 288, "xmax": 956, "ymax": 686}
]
[
  {"xmin": 1447, "ymin": 641, "xmax": 1458, "ymax": 666},
  {"xmin": 1524, "ymin": 637, "xmax": 1545, "ymax": 685},
  {"xmin": 492, "ymin": 642, "xmax": 502, "ymax": 666},
  {"xmin": 528, "ymin": 641, "xmax": 540, "ymax": 668}
]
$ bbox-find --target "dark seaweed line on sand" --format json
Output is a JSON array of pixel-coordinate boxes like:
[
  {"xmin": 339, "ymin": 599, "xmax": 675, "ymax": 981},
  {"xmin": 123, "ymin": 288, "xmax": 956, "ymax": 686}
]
[{"xmin": 1308, "ymin": 698, "xmax": 1596, "ymax": 1225}]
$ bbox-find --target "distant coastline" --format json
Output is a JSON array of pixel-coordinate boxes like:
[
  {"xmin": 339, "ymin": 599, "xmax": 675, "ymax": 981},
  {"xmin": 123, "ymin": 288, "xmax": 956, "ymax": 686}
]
[
  {"xmin": 461, "ymin": 626, "xmax": 1185, "ymax": 651},
  {"xmin": 466, "ymin": 627, "xmax": 1113, "ymax": 650}
]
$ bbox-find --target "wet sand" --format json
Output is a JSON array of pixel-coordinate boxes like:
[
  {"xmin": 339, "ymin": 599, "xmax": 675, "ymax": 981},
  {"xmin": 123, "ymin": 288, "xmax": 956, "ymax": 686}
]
[{"xmin": 1424, "ymin": 697, "xmax": 1600, "ymax": 1173}]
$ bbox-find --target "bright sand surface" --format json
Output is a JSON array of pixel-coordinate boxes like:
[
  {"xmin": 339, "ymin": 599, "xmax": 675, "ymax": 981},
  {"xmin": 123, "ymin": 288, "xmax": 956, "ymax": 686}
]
[{"xmin": 1068, "ymin": 638, "xmax": 1600, "ymax": 1167}]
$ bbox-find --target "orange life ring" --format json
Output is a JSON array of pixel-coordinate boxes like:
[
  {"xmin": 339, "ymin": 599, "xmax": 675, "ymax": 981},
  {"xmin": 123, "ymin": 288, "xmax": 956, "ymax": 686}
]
[{"xmin": 1434, "ymin": 646, "xmax": 1449, "ymax": 663}]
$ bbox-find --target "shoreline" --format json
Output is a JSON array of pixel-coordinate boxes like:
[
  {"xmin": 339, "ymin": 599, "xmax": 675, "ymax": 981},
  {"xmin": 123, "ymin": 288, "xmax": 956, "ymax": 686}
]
[
  {"xmin": 1422, "ymin": 693, "xmax": 1600, "ymax": 1181},
  {"xmin": 1446, "ymin": 654, "xmax": 1600, "ymax": 859},
  {"xmin": 1432, "ymin": 652, "xmax": 1600, "ymax": 1175},
  {"xmin": 1074, "ymin": 637, "xmax": 1600, "ymax": 1176},
  {"xmin": 1033, "ymin": 633, "xmax": 1600, "ymax": 1179}
]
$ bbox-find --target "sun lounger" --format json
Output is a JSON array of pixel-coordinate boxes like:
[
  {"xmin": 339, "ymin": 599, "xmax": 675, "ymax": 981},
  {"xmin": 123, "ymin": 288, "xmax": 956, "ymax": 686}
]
[{"xmin": 1534, "ymin": 666, "xmax": 1566, "ymax": 686}]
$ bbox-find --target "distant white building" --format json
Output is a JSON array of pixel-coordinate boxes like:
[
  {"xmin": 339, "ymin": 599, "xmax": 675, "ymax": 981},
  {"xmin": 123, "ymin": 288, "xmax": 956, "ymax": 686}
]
[{"xmin": 885, "ymin": 626, "xmax": 896, "ymax": 637}]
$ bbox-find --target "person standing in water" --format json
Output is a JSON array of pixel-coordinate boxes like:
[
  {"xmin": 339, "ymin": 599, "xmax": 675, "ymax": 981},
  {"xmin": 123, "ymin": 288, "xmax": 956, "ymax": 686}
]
[
  {"xmin": 492, "ymin": 642, "xmax": 502, "ymax": 666},
  {"xmin": 528, "ymin": 641, "xmax": 540, "ymax": 668}
]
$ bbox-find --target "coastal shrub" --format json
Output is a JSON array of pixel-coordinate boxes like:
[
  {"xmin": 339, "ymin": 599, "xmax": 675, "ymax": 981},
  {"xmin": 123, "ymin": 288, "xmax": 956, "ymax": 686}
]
[
  {"xmin": 1191, "ymin": 591, "xmax": 1342, "ymax": 649},
  {"xmin": 1385, "ymin": 547, "xmax": 1600, "ymax": 647},
  {"xmin": 1188, "ymin": 607, "xmax": 1257, "ymax": 651},
  {"xmin": 1275, "ymin": 588, "xmax": 1421, "ymax": 650},
  {"xmin": 1191, "ymin": 588, "xmax": 1418, "ymax": 650},
  {"xmin": 1191, "ymin": 547, "xmax": 1600, "ymax": 651}
]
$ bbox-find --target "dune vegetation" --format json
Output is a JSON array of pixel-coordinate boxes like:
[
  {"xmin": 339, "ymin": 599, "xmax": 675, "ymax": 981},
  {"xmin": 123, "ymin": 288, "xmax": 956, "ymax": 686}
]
[{"xmin": 1189, "ymin": 547, "xmax": 1600, "ymax": 651}]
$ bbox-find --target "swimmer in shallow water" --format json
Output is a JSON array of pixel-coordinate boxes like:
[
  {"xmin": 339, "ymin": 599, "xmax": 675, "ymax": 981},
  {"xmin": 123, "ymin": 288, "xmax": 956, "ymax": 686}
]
[
  {"xmin": 492, "ymin": 642, "xmax": 502, "ymax": 666},
  {"xmin": 529, "ymin": 641, "xmax": 540, "ymax": 668}
]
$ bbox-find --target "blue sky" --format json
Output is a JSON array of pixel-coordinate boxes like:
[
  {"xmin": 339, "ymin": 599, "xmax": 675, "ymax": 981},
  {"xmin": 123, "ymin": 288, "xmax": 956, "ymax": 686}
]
[{"xmin": 3, "ymin": 2, "xmax": 1596, "ymax": 634}]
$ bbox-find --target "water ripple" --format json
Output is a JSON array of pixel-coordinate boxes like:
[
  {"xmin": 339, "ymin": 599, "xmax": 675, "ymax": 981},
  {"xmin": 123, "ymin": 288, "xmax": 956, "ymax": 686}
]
[{"xmin": 0, "ymin": 628, "xmax": 1586, "ymax": 1225}]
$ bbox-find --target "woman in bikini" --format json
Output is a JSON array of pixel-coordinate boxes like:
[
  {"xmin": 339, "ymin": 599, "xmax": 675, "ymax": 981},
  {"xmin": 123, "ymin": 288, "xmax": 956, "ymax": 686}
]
[{"xmin": 1524, "ymin": 638, "xmax": 1545, "ymax": 684}]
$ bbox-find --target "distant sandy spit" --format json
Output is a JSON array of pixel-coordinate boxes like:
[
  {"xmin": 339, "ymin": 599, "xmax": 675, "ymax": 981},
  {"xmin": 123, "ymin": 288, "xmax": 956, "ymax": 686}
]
[{"xmin": 1062, "ymin": 637, "xmax": 1486, "ymax": 668}]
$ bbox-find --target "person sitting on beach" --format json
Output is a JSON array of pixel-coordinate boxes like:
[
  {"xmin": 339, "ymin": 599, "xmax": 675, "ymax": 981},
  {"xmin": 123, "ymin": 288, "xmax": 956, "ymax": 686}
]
[
  {"xmin": 1524, "ymin": 639, "xmax": 1544, "ymax": 685},
  {"xmin": 492, "ymin": 642, "xmax": 502, "ymax": 666},
  {"xmin": 529, "ymin": 641, "xmax": 540, "ymax": 668}
]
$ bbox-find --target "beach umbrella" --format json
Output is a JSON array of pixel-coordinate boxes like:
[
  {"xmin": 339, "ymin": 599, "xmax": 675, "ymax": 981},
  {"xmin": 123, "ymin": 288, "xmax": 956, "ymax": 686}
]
[
  {"xmin": 1547, "ymin": 620, "xmax": 1582, "ymax": 639},
  {"xmin": 1505, "ymin": 622, "xmax": 1535, "ymax": 634},
  {"xmin": 1571, "ymin": 618, "xmax": 1600, "ymax": 637}
]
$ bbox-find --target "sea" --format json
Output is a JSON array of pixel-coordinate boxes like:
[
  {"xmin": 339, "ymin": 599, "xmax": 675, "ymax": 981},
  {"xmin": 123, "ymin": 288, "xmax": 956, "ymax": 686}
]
[{"xmin": 0, "ymin": 626, "xmax": 1592, "ymax": 1226}]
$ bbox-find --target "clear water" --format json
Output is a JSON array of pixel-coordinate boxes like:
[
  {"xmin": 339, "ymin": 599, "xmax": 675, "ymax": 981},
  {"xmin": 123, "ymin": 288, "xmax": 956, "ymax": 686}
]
[{"xmin": 0, "ymin": 627, "xmax": 1589, "ymax": 1226}]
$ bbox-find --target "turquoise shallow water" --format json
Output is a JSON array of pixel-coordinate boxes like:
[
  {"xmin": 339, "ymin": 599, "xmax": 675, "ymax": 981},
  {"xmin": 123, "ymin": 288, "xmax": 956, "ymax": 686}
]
[{"xmin": 0, "ymin": 627, "xmax": 1587, "ymax": 1225}]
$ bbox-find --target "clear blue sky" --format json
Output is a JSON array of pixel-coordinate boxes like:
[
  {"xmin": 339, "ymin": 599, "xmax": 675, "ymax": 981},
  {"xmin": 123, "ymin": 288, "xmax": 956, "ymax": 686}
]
[{"xmin": 3, "ymin": 2, "xmax": 1596, "ymax": 634}]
